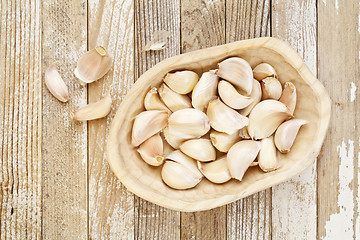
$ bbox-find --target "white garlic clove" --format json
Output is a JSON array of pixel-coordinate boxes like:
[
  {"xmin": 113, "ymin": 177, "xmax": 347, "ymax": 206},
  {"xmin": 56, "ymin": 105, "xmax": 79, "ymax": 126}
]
[
  {"xmin": 162, "ymin": 126, "xmax": 194, "ymax": 149},
  {"xmin": 45, "ymin": 63, "xmax": 70, "ymax": 102},
  {"xmin": 137, "ymin": 133, "xmax": 164, "ymax": 166},
  {"xmin": 144, "ymin": 87, "xmax": 171, "ymax": 113},
  {"xmin": 131, "ymin": 110, "xmax": 169, "ymax": 146},
  {"xmin": 279, "ymin": 82, "xmax": 297, "ymax": 115},
  {"xmin": 207, "ymin": 98, "xmax": 249, "ymax": 135},
  {"xmin": 72, "ymin": 94, "xmax": 112, "ymax": 121},
  {"xmin": 248, "ymin": 100, "xmax": 293, "ymax": 140},
  {"xmin": 74, "ymin": 46, "xmax": 112, "ymax": 85},
  {"xmin": 250, "ymin": 161, "xmax": 259, "ymax": 167},
  {"xmin": 227, "ymin": 140, "xmax": 261, "ymax": 181},
  {"xmin": 216, "ymin": 57, "xmax": 253, "ymax": 95},
  {"xmin": 158, "ymin": 83, "xmax": 192, "ymax": 112},
  {"xmin": 180, "ymin": 139, "xmax": 216, "ymax": 162},
  {"xmin": 253, "ymin": 63, "xmax": 277, "ymax": 81},
  {"xmin": 239, "ymin": 79, "xmax": 262, "ymax": 116},
  {"xmin": 258, "ymin": 136, "xmax": 279, "ymax": 172},
  {"xmin": 261, "ymin": 77, "xmax": 282, "ymax": 100},
  {"xmin": 238, "ymin": 126, "xmax": 251, "ymax": 139},
  {"xmin": 218, "ymin": 80, "xmax": 253, "ymax": 109},
  {"xmin": 191, "ymin": 70, "xmax": 219, "ymax": 111},
  {"xmin": 163, "ymin": 70, "xmax": 199, "ymax": 94},
  {"xmin": 210, "ymin": 130, "xmax": 240, "ymax": 153},
  {"xmin": 274, "ymin": 119, "xmax": 307, "ymax": 153},
  {"xmin": 197, "ymin": 156, "xmax": 231, "ymax": 184}
]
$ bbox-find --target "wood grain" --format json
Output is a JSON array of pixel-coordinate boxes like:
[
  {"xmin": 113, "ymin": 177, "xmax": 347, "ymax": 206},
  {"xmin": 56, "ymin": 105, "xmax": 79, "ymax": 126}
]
[
  {"xmin": 225, "ymin": 1, "xmax": 272, "ymax": 239},
  {"xmin": 87, "ymin": 0, "xmax": 135, "ymax": 239},
  {"xmin": 134, "ymin": 0, "xmax": 181, "ymax": 239},
  {"xmin": 42, "ymin": 0, "xmax": 88, "ymax": 239},
  {"xmin": 0, "ymin": 0, "xmax": 42, "ymax": 239}
]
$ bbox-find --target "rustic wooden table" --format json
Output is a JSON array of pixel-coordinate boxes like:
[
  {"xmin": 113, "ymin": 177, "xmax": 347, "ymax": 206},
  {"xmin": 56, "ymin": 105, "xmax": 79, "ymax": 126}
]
[{"xmin": 1, "ymin": 0, "xmax": 359, "ymax": 239}]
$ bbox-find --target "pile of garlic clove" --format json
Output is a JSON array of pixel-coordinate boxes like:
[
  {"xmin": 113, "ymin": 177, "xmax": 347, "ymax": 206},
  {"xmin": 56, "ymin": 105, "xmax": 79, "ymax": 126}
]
[{"xmin": 131, "ymin": 57, "xmax": 306, "ymax": 190}]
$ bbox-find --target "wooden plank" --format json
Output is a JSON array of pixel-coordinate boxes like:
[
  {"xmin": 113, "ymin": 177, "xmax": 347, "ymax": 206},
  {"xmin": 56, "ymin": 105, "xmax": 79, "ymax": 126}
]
[
  {"xmin": 271, "ymin": 0, "xmax": 317, "ymax": 239},
  {"xmin": 87, "ymin": 0, "xmax": 135, "ymax": 239},
  {"xmin": 180, "ymin": 1, "xmax": 226, "ymax": 239},
  {"xmin": 317, "ymin": 0, "xmax": 360, "ymax": 239},
  {"xmin": 225, "ymin": 1, "xmax": 272, "ymax": 239},
  {"xmin": 0, "ymin": 0, "xmax": 42, "ymax": 239},
  {"xmin": 134, "ymin": 0, "xmax": 181, "ymax": 239},
  {"xmin": 41, "ymin": 1, "xmax": 88, "ymax": 239}
]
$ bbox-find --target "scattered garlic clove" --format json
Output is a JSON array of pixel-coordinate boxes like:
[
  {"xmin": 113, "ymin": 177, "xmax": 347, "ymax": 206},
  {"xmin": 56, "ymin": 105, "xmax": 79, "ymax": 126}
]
[
  {"xmin": 192, "ymin": 70, "xmax": 219, "ymax": 111},
  {"xmin": 164, "ymin": 70, "xmax": 199, "ymax": 94},
  {"xmin": 258, "ymin": 136, "xmax": 279, "ymax": 172},
  {"xmin": 163, "ymin": 126, "xmax": 194, "ymax": 149},
  {"xmin": 216, "ymin": 57, "xmax": 253, "ymax": 95},
  {"xmin": 210, "ymin": 129, "xmax": 240, "ymax": 153},
  {"xmin": 253, "ymin": 63, "xmax": 277, "ymax": 81},
  {"xmin": 72, "ymin": 94, "xmax": 112, "ymax": 121},
  {"xmin": 261, "ymin": 77, "xmax": 282, "ymax": 100},
  {"xmin": 180, "ymin": 139, "xmax": 216, "ymax": 162},
  {"xmin": 141, "ymin": 30, "xmax": 170, "ymax": 52},
  {"xmin": 239, "ymin": 79, "xmax": 262, "ymax": 116},
  {"xmin": 248, "ymin": 100, "xmax": 293, "ymax": 140},
  {"xmin": 238, "ymin": 127, "xmax": 251, "ymax": 139},
  {"xmin": 218, "ymin": 80, "xmax": 253, "ymax": 109},
  {"xmin": 45, "ymin": 63, "xmax": 70, "ymax": 102},
  {"xmin": 274, "ymin": 119, "xmax": 307, "ymax": 153},
  {"xmin": 144, "ymin": 87, "xmax": 171, "ymax": 113},
  {"xmin": 227, "ymin": 140, "xmax": 261, "ymax": 181},
  {"xmin": 279, "ymin": 82, "xmax": 297, "ymax": 115},
  {"xmin": 207, "ymin": 98, "xmax": 249, "ymax": 135},
  {"xmin": 137, "ymin": 133, "xmax": 164, "ymax": 166},
  {"xmin": 74, "ymin": 46, "xmax": 112, "ymax": 85},
  {"xmin": 158, "ymin": 83, "xmax": 192, "ymax": 112},
  {"xmin": 131, "ymin": 110, "xmax": 169, "ymax": 147},
  {"xmin": 197, "ymin": 156, "xmax": 231, "ymax": 184}
]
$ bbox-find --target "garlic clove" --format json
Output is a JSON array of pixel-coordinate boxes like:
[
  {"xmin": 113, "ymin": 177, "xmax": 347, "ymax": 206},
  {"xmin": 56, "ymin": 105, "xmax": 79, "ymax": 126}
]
[
  {"xmin": 207, "ymin": 98, "xmax": 249, "ymax": 135},
  {"xmin": 279, "ymin": 82, "xmax": 297, "ymax": 115},
  {"xmin": 216, "ymin": 57, "xmax": 253, "ymax": 95},
  {"xmin": 227, "ymin": 140, "xmax": 261, "ymax": 181},
  {"xmin": 218, "ymin": 80, "xmax": 253, "ymax": 109},
  {"xmin": 274, "ymin": 119, "xmax": 307, "ymax": 153},
  {"xmin": 137, "ymin": 133, "xmax": 164, "ymax": 166},
  {"xmin": 261, "ymin": 77, "xmax": 282, "ymax": 100},
  {"xmin": 45, "ymin": 63, "xmax": 70, "ymax": 102},
  {"xmin": 131, "ymin": 110, "xmax": 169, "ymax": 146},
  {"xmin": 163, "ymin": 70, "xmax": 199, "ymax": 94},
  {"xmin": 180, "ymin": 139, "xmax": 216, "ymax": 162},
  {"xmin": 248, "ymin": 100, "xmax": 293, "ymax": 140},
  {"xmin": 74, "ymin": 46, "xmax": 112, "ymax": 85},
  {"xmin": 192, "ymin": 70, "xmax": 219, "ymax": 111},
  {"xmin": 210, "ymin": 129, "xmax": 240, "ymax": 153},
  {"xmin": 197, "ymin": 156, "xmax": 231, "ymax": 184},
  {"xmin": 162, "ymin": 126, "xmax": 194, "ymax": 149},
  {"xmin": 250, "ymin": 161, "xmax": 259, "ymax": 167},
  {"xmin": 158, "ymin": 83, "xmax": 192, "ymax": 112},
  {"xmin": 72, "ymin": 94, "xmax": 112, "ymax": 121},
  {"xmin": 253, "ymin": 63, "xmax": 277, "ymax": 81},
  {"xmin": 238, "ymin": 126, "xmax": 251, "ymax": 139},
  {"xmin": 239, "ymin": 79, "xmax": 262, "ymax": 116},
  {"xmin": 258, "ymin": 136, "xmax": 279, "ymax": 172},
  {"xmin": 144, "ymin": 87, "xmax": 171, "ymax": 113}
]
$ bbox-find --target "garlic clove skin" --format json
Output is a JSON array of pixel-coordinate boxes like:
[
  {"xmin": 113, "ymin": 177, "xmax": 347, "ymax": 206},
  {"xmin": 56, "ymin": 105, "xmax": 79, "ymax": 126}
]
[
  {"xmin": 72, "ymin": 94, "xmax": 112, "ymax": 121},
  {"xmin": 192, "ymin": 70, "xmax": 219, "ymax": 111},
  {"xmin": 216, "ymin": 57, "xmax": 253, "ymax": 95},
  {"xmin": 197, "ymin": 156, "xmax": 231, "ymax": 184},
  {"xmin": 250, "ymin": 161, "xmax": 259, "ymax": 167},
  {"xmin": 258, "ymin": 136, "xmax": 279, "ymax": 172},
  {"xmin": 207, "ymin": 98, "xmax": 249, "ymax": 135},
  {"xmin": 248, "ymin": 100, "xmax": 293, "ymax": 140},
  {"xmin": 74, "ymin": 46, "xmax": 112, "ymax": 85},
  {"xmin": 163, "ymin": 70, "xmax": 199, "ymax": 94},
  {"xmin": 218, "ymin": 80, "xmax": 253, "ymax": 109},
  {"xmin": 239, "ymin": 79, "xmax": 262, "ymax": 116},
  {"xmin": 131, "ymin": 110, "xmax": 169, "ymax": 146},
  {"xmin": 144, "ymin": 87, "xmax": 171, "ymax": 113},
  {"xmin": 180, "ymin": 139, "xmax": 216, "ymax": 162},
  {"xmin": 45, "ymin": 63, "xmax": 70, "ymax": 102},
  {"xmin": 274, "ymin": 119, "xmax": 307, "ymax": 153},
  {"xmin": 227, "ymin": 140, "xmax": 261, "ymax": 181},
  {"xmin": 253, "ymin": 63, "xmax": 277, "ymax": 81},
  {"xmin": 158, "ymin": 83, "xmax": 192, "ymax": 112},
  {"xmin": 137, "ymin": 133, "xmax": 164, "ymax": 166},
  {"xmin": 279, "ymin": 82, "xmax": 297, "ymax": 115},
  {"xmin": 163, "ymin": 126, "xmax": 194, "ymax": 149},
  {"xmin": 210, "ymin": 130, "xmax": 240, "ymax": 153},
  {"xmin": 261, "ymin": 77, "xmax": 282, "ymax": 100},
  {"xmin": 238, "ymin": 127, "xmax": 251, "ymax": 139}
]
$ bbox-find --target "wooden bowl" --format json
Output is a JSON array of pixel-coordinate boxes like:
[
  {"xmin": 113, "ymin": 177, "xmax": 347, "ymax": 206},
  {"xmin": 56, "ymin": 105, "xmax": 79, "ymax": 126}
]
[{"xmin": 107, "ymin": 37, "xmax": 331, "ymax": 212}]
